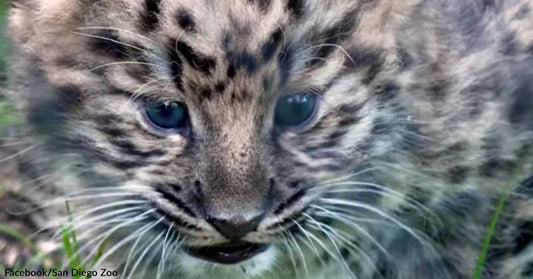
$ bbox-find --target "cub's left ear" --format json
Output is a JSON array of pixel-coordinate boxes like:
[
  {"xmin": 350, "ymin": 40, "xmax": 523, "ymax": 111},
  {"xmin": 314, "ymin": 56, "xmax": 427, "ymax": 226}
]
[
  {"xmin": 9, "ymin": 0, "xmax": 38, "ymax": 44},
  {"xmin": 9, "ymin": 0, "xmax": 84, "ymax": 44}
]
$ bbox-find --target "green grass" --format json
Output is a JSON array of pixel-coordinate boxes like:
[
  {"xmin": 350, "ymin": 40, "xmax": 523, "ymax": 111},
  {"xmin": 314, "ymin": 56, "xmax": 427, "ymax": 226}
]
[
  {"xmin": 1, "ymin": 202, "xmax": 107, "ymax": 279},
  {"xmin": 473, "ymin": 151, "xmax": 533, "ymax": 279}
]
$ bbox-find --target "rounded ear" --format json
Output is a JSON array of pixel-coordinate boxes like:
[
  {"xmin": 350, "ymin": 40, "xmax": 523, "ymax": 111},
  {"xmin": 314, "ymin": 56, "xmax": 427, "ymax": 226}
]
[
  {"xmin": 9, "ymin": 0, "xmax": 84, "ymax": 44},
  {"xmin": 8, "ymin": 0, "xmax": 38, "ymax": 44}
]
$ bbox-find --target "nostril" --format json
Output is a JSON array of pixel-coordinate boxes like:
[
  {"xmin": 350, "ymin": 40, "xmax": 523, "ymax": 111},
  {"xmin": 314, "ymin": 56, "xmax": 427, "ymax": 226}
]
[{"xmin": 208, "ymin": 214, "xmax": 264, "ymax": 240}]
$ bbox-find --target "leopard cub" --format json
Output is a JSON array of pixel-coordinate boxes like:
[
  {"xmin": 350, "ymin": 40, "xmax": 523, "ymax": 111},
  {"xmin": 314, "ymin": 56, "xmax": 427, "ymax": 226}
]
[{"xmin": 4, "ymin": 0, "xmax": 533, "ymax": 278}]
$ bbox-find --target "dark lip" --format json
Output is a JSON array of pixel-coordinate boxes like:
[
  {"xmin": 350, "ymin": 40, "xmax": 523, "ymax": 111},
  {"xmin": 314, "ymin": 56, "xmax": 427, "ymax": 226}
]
[{"xmin": 184, "ymin": 241, "xmax": 270, "ymax": 264}]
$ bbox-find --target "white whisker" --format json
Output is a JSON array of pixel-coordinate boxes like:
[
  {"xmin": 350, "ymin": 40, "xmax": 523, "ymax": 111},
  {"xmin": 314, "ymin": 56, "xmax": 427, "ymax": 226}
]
[
  {"xmin": 88, "ymin": 61, "xmax": 163, "ymax": 72},
  {"xmin": 319, "ymin": 198, "xmax": 434, "ymax": 252},
  {"xmin": 72, "ymin": 32, "xmax": 165, "ymax": 61}
]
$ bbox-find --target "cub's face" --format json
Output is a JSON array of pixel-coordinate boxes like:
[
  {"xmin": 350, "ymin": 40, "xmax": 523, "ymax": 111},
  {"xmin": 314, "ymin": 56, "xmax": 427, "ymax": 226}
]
[{"xmin": 10, "ymin": 0, "xmax": 408, "ymax": 273}]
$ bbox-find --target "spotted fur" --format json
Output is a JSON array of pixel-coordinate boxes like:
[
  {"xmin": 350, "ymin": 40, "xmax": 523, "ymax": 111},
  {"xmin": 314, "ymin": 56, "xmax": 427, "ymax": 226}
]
[{"xmin": 4, "ymin": 0, "xmax": 533, "ymax": 278}]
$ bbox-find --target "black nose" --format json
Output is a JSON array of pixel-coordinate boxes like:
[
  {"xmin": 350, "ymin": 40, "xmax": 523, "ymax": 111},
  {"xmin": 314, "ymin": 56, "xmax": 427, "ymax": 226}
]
[{"xmin": 208, "ymin": 214, "xmax": 264, "ymax": 240}]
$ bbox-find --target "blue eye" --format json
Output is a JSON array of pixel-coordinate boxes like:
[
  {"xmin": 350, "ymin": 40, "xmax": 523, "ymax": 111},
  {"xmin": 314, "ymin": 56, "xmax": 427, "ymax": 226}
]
[
  {"xmin": 146, "ymin": 101, "xmax": 188, "ymax": 129},
  {"xmin": 274, "ymin": 93, "xmax": 317, "ymax": 127}
]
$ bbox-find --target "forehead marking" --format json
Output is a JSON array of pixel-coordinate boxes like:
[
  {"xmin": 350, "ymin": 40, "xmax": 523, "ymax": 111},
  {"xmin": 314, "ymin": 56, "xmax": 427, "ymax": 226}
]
[
  {"xmin": 165, "ymin": 43, "xmax": 185, "ymax": 90},
  {"xmin": 286, "ymin": 0, "xmax": 305, "ymax": 19},
  {"xmin": 261, "ymin": 28, "xmax": 284, "ymax": 62},
  {"xmin": 175, "ymin": 8, "xmax": 196, "ymax": 32},
  {"xmin": 227, "ymin": 51, "xmax": 259, "ymax": 74},
  {"xmin": 175, "ymin": 41, "xmax": 216, "ymax": 75},
  {"xmin": 139, "ymin": 0, "xmax": 162, "ymax": 31}
]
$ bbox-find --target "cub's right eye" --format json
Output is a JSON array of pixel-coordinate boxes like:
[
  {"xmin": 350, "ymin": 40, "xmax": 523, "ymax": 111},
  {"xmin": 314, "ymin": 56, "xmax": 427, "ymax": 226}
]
[
  {"xmin": 145, "ymin": 101, "xmax": 189, "ymax": 129},
  {"xmin": 274, "ymin": 93, "xmax": 317, "ymax": 128}
]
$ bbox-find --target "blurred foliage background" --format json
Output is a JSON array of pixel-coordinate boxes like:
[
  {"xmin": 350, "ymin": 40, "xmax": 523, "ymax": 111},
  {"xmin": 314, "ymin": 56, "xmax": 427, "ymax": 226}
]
[
  {"xmin": 0, "ymin": 0, "xmax": 17, "ymax": 129},
  {"xmin": 0, "ymin": 0, "xmax": 8, "ymax": 82}
]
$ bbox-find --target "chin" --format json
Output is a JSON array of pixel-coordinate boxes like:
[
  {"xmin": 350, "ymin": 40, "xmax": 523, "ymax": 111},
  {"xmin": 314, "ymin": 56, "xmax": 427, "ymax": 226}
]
[{"xmin": 176, "ymin": 245, "xmax": 278, "ymax": 279}]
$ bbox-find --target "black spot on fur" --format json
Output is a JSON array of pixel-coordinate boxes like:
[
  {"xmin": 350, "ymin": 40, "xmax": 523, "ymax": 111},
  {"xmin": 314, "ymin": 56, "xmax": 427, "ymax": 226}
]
[
  {"xmin": 288, "ymin": 181, "xmax": 302, "ymax": 189},
  {"xmin": 165, "ymin": 41, "xmax": 184, "ymax": 90},
  {"xmin": 261, "ymin": 28, "xmax": 284, "ymax": 61},
  {"xmin": 523, "ymin": 176, "xmax": 533, "ymax": 189},
  {"xmin": 361, "ymin": 62, "xmax": 383, "ymax": 85},
  {"xmin": 215, "ymin": 82, "xmax": 226, "ymax": 93},
  {"xmin": 248, "ymin": 0, "xmax": 272, "ymax": 12},
  {"xmin": 336, "ymin": 103, "xmax": 364, "ymax": 127},
  {"xmin": 89, "ymin": 30, "xmax": 132, "ymax": 60},
  {"xmin": 512, "ymin": 221, "xmax": 533, "ymax": 255},
  {"xmin": 340, "ymin": 247, "xmax": 350, "ymax": 258},
  {"xmin": 228, "ymin": 52, "xmax": 258, "ymax": 74},
  {"xmin": 175, "ymin": 9, "xmax": 196, "ymax": 31},
  {"xmin": 447, "ymin": 166, "xmax": 470, "ymax": 184},
  {"xmin": 139, "ymin": 0, "xmax": 162, "ymax": 31},
  {"xmin": 309, "ymin": 10, "xmax": 358, "ymax": 67},
  {"xmin": 278, "ymin": 45, "xmax": 295, "ymax": 85},
  {"xmin": 93, "ymin": 114, "xmax": 121, "ymax": 125},
  {"xmin": 376, "ymin": 82, "xmax": 400, "ymax": 102},
  {"xmin": 509, "ymin": 77, "xmax": 533, "ymax": 128},
  {"xmin": 428, "ymin": 79, "xmax": 449, "ymax": 100},
  {"xmin": 98, "ymin": 127, "xmax": 127, "ymax": 138},
  {"xmin": 175, "ymin": 41, "xmax": 216, "ymax": 75},
  {"xmin": 286, "ymin": 0, "xmax": 305, "ymax": 19},
  {"xmin": 262, "ymin": 77, "xmax": 271, "ymax": 92},
  {"xmin": 328, "ymin": 129, "xmax": 349, "ymax": 142},
  {"xmin": 346, "ymin": 47, "xmax": 382, "ymax": 69},
  {"xmin": 199, "ymin": 87, "xmax": 212, "ymax": 100},
  {"xmin": 227, "ymin": 64, "xmax": 237, "ymax": 79},
  {"xmin": 343, "ymin": 47, "xmax": 384, "ymax": 84},
  {"xmin": 479, "ymin": 159, "xmax": 517, "ymax": 178},
  {"xmin": 107, "ymin": 159, "xmax": 147, "ymax": 170}
]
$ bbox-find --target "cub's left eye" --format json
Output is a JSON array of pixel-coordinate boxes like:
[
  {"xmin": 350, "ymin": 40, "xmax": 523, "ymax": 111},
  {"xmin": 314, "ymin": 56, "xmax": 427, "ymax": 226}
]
[
  {"xmin": 145, "ymin": 101, "xmax": 188, "ymax": 129},
  {"xmin": 274, "ymin": 93, "xmax": 317, "ymax": 127}
]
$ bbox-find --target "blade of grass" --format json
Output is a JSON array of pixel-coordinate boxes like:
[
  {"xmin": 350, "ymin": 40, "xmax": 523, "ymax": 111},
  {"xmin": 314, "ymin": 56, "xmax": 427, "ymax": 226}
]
[
  {"xmin": 60, "ymin": 225, "xmax": 80, "ymax": 279},
  {"xmin": 65, "ymin": 202, "xmax": 82, "ymax": 269},
  {"xmin": 89, "ymin": 240, "xmax": 107, "ymax": 269},
  {"xmin": 473, "ymin": 151, "xmax": 533, "ymax": 279}
]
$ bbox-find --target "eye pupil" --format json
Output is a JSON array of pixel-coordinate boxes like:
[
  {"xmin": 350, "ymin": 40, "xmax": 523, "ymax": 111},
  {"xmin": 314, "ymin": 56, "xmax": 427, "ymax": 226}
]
[
  {"xmin": 274, "ymin": 93, "xmax": 316, "ymax": 127},
  {"xmin": 146, "ymin": 101, "xmax": 188, "ymax": 129}
]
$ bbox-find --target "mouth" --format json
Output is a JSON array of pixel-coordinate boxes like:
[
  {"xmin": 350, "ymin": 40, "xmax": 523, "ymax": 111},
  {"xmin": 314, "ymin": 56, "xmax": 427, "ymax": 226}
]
[{"xmin": 185, "ymin": 241, "xmax": 270, "ymax": 264}]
